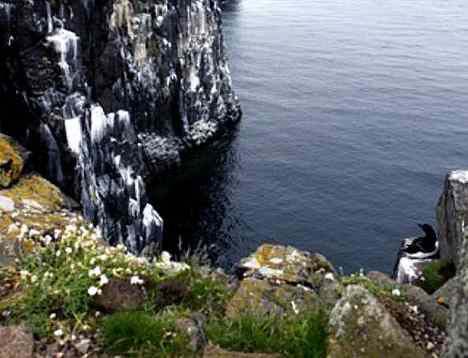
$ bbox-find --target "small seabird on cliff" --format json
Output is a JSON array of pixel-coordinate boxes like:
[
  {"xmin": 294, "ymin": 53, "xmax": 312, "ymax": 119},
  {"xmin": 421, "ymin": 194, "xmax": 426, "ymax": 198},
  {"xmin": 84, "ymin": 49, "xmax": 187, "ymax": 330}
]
[{"xmin": 393, "ymin": 224, "xmax": 440, "ymax": 283}]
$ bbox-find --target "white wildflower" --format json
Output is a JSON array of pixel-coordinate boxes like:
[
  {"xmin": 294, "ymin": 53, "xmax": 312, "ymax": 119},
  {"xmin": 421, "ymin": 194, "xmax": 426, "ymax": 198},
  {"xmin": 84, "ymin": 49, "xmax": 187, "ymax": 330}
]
[
  {"xmin": 56, "ymin": 250, "xmax": 61, "ymax": 257},
  {"xmin": 87, "ymin": 286, "xmax": 99, "ymax": 296},
  {"xmin": 88, "ymin": 266, "xmax": 102, "ymax": 278},
  {"xmin": 50, "ymin": 313, "xmax": 57, "ymax": 319},
  {"xmin": 30, "ymin": 275, "xmax": 38, "ymax": 283},
  {"xmin": 130, "ymin": 276, "xmax": 144, "ymax": 285},
  {"xmin": 19, "ymin": 270, "xmax": 29, "ymax": 279},
  {"xmin": 54, "ymin": 329, "xmax": 64, "ymax": 337},
  {"xmin": 65, "ymin": 247, "xmax": 73, "ymax": 255},
  {"xmin": 99, "ymin": 274, "xmax": 109, "ymax": 286},
  {"xmin": 392, "ymin": 289, "xmax": 401, "ymax": 297},
  {"xmin": 98, "ymin": 254, "xmax": 108, "ymax": 262}
]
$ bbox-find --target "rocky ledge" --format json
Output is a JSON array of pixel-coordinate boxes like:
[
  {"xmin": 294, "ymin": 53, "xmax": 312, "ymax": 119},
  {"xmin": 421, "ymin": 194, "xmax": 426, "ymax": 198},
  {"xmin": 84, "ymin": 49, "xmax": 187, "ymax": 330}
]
[{"xmin": 2, "ymin": 131, "xmax": 468, "ymax": 357}]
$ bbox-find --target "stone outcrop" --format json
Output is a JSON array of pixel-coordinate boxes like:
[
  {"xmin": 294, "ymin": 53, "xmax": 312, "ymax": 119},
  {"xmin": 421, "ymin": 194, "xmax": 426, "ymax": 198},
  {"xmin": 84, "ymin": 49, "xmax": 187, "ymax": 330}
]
[
  {"xmin": 328, "ymin": 285, "xmax": 426, "ymax": 358},
  {"xmin": 436, "ymin": 170, "xmax": 468, "ymax": 267},
  {"xmin": 0, "ymin": 0, "xmax": 241, "ymax": 253},
  {"xmin": 444, "ymin": 229, "xmax": 468, "ymax": 357}
]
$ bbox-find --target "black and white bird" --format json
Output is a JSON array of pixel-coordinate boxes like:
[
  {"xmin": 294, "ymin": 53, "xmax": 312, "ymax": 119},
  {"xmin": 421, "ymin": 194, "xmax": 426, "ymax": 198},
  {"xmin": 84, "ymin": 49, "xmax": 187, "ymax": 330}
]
[{"xmin": 393, "ymin": 224, "xmax": 440, "ymax": 283}]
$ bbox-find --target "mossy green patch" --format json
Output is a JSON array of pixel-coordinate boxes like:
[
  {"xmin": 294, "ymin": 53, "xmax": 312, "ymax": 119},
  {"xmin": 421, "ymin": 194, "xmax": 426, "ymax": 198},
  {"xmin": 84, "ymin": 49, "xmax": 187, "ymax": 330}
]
[
  {"xmin": 0, "ymin": 136, "xmax": 24, "ymax": 188},
  {"xmin": 420, "ymin": 259, "xmax": 456, "ymax": 294},
  {"xmin": 0, "ymin": 175, "xmax": 64, "ymax": 210}
]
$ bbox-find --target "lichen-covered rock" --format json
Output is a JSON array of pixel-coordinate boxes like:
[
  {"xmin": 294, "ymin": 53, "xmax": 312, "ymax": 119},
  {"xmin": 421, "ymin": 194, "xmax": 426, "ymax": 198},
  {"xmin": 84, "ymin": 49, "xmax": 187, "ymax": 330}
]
[
  {"xmin": 402, "ymin": 284, "xmax": 448, "ymax": 330},
  {"xmin": 0, "ymin": 326, "xmax": 34, "ymax": 358},
  {"xmin": 0, "ymin": 173, "xmax": 85, "ymax": 265},
  {"xmin": 225, "ymin": 277, "xmax": 320, "ymax": 318},
  {"xmin": 237, "ymin": 244, "xmax": 335, "ymax": 287},
  {"xmin": 328, "ymin": 285, "xmax": 426, "ymax": 358},
  {"xmin": 444, "ymin": 229, "xmax": 468, "ymax": 357},
  {"xmin": 203, "ymin": 345, "xmax": 281, "ymax": 358},
  {"xmin": 0, "ymin": 134, "xmax": 30, "ymax": 189},
  {"xmin": 436, "ymin": 170, "xmax": 468, "ymax": 267}
]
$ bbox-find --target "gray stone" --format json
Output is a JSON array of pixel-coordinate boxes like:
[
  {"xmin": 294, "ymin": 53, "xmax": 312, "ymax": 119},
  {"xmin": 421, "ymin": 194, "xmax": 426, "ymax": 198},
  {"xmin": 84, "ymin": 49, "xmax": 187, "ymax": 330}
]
[
  {"xmin": 0, "ymin": 326, "xmax": 34, "ymax": 358},
  {"xmin": 444, "ymin": 230, "xmax": 468, "ymax": 357},
  {"xmin": 175, "ymin": 313, "xmax": 207, "ymax": 353},
  {"xmin": 436, "ymin": 170, "xmax": 468, "ymax": 267},
  {"xmin": 328, "ymin": 285, "xmax": 426, "ymax": 358},
  {"xmin": 403, "ymin": 284, "xmax": 448, "ymax": 330},
  {"xmin": 432, "ymin": 277, "xmax": 457, "ymax": 307},
  {"xmin": 94, "ymin": 278, "xmax": 146, "ymax": 312}
]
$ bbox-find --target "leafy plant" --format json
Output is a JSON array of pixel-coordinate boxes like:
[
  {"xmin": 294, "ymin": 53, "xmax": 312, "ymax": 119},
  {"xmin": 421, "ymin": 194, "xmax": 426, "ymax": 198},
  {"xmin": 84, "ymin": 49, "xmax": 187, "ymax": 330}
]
[{"xmin": 420, "ymin": 259, "xmax": 455, "ymax": 294}]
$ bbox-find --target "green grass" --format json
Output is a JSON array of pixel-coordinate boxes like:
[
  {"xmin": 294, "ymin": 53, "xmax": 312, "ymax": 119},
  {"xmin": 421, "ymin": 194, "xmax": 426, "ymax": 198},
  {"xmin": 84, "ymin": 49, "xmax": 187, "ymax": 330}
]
[
  {"xmin": 420, "ymin": 259, "xmax": 455, "ymax": 294},
  {"xmin": 206, "ymin": 311, "xmax": 328, "ymax": 358},
  {"xmin": 101, "ymin": 311, "xmax": 191, "ymax": 357},
  {"xmin": 341, "ymin": 274, "xmax": 405, "ymax": 302}
]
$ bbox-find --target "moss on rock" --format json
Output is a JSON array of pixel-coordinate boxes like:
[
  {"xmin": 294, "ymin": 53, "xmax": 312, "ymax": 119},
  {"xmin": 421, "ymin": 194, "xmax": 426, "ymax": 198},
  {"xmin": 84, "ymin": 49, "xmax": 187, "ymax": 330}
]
[
  {"xmin": 0, "ymin": 135, "xmax": 26, "ymax": 189},
  {"xmin": 328, "ymin": 285, "xmax": 426, "ymax": 358}
]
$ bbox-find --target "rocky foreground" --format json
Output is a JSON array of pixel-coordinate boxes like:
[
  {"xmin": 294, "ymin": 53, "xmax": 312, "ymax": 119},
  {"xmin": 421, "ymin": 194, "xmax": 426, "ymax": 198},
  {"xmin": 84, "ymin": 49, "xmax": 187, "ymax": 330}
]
[{"xmin": 1, "ymin": 134, "xmax": 463, "ymax": 358}]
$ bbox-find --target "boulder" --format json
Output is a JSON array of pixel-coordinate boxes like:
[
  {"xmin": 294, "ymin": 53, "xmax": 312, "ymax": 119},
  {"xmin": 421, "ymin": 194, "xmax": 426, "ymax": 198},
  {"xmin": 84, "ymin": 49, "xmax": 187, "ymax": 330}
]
[
  {"xmin": 0, "ymin": 326, "xmax": 34, "ymax": 358},
  {"xmin": 225, "ymin": 278, "xmax": 320, "ymax": 318},
  {"xmin": 436, "ymin": 170, "xmax": 468, "ymax": 267},
  {"xmin": 403, "ymin": 284, "xmax": 448, "ymax": 330},
  {"xmin": 432, "ymin": 277, "xmax": 457, "ymax": 308},
  {"xmin": 203, "ymin": 345, "xmax": 281, "ymax": 358},
  {"xmin": 94, "ymin": 278, "xmax": 146, "ymax": 312},
  {"xmin": 175, "ymin": 313, "xmax": 208, "ymax": 353},
  {"xmin": 0, "ymin": 134, "xmax": 30, "ymax": 189},
  {"xmin": 237, "ymin": 244, "xmax": 335, "ymax": 287},
  {"xmin": 328, "ymin": 285, "xmax": 426, "ymax": 358}
]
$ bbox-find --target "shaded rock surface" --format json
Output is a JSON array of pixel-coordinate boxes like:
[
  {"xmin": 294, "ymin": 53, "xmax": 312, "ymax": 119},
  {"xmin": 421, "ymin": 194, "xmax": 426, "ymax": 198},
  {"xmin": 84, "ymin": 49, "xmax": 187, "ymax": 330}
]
[
  {"xmin": 328, "ymin": 285, "xmax": 426, "ymax": 358},
  {"xmin": 203, "ymin": 345, "xmax": 281, "ymax": 358},
  {"xmin": 0, "ymin": 325, "xmax": 34, "ymax": 358},
  {"xmin": 0, "ymin": 0, "xmax": 241, "ymax": 254},
  {"xmin": 444, "ymin": 229, "xmax": 468, "ymax": 357},
  {"xmin": 93, "ymin": 277, "xmax": 147, "ymax": 312},
  {"xmin": 437, "ymin": 170, "xmax": 468, "ymax": 267}
]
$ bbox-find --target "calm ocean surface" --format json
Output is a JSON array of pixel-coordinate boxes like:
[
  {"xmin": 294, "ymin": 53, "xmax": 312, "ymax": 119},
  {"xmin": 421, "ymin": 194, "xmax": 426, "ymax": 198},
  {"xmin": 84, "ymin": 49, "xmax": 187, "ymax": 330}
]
[{"xmin": 156, "ymin": 0, "xmax": 468, "ymax": 273}]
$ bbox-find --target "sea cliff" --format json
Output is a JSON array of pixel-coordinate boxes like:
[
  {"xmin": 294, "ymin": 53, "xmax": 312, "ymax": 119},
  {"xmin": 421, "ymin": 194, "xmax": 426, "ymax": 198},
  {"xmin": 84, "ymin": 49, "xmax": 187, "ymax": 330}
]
[{"xmin": 0, "ymin": 0, "xmax": 241, "ymax": 253}]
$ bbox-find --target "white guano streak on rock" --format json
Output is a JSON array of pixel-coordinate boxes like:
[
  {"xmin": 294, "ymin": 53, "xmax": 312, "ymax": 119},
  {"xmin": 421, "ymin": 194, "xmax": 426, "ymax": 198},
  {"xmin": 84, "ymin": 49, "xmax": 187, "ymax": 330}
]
[
  {"xmin": 46, "ymin": 29, "xmax": 79, "ymax": 91},
  {"xmin": 64, "ymin": 116, "xmax": 82, "ymax": 154}
]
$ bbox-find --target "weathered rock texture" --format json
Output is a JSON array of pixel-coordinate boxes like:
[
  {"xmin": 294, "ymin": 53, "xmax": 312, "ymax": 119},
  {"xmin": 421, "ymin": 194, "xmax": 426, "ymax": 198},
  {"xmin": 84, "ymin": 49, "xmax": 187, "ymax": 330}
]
[
  {"xmin": 328, "ymin": 285, "xmax": 426, "ymax": 358},
  {"xmin": 436, "ymin": 170, "xmax": 468, "ymax": 267},
  {"xmin": 0, "ymin": 0, "xmax": 240, "ymax": 253},
  {"xmin": 444, "ymin": 229, "xmax": 468, "ymax": 357}
]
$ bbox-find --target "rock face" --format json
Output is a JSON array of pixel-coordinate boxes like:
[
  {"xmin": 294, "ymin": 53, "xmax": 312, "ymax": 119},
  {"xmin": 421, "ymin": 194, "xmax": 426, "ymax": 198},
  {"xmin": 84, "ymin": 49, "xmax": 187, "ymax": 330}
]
[
  {"xmin": 0, "ymin": 0, "xmax": 241, "ymax": 253},
  {"xmin": 328, "ymin": 285, "xmax": 426, "ymax": 358},
  {"xmin": 444, "ymin": 229, "xmax": 468, "ymax": 357},
  {"xmin": 436, "ymin": 170, "xmax": 468, "ymax": 267}
]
